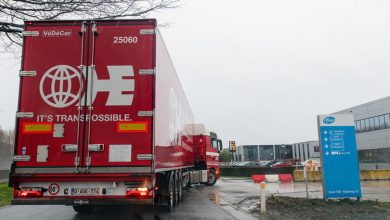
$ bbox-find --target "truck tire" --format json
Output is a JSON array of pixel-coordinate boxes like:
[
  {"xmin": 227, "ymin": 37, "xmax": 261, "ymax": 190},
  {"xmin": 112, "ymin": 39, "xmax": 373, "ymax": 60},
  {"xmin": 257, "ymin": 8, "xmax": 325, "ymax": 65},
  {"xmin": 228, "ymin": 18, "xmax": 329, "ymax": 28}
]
[
  {"xmin": 177, "ymin": 171, "xmax": 183, "ymax": 201},
  {"xmin": 166, "ymin": 172, "xmax": 175, "ymax": 212},
  {"xmin": 205, "ymin": 170, "xmax": 217, "ymax": 186},
  {"xmin": 182, "ymin": 172, "xmax": 190, "ymax": 188},
  {"xmin": 72, "ymin": 205, "xmax": 94, "ymax": 214},
  {"xmin": 174, "ymin": 171, "xmax": 179, "ymax": 206}
]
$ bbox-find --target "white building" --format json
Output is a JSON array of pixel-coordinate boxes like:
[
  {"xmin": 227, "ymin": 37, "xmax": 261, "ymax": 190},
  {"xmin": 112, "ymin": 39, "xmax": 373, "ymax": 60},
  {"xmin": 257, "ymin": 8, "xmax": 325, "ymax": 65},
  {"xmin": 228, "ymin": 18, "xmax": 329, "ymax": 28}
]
[
  {"xmin": 334, "ymin": 96, "xmax": 390, "ymax": 170},
  {"xmin": 291, "ymin": 141, "xmax": 320, "ymax": 162}
]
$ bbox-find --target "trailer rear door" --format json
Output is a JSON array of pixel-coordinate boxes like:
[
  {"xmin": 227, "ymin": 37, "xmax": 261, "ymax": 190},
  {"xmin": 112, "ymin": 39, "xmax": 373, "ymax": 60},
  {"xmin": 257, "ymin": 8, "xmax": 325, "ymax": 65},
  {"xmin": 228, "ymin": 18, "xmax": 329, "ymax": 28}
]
[
  {"xmin": 15, "ymin": 21, "xmax": 88, "ymax": 168},
  {"xmin": 15, "ymin": 20, "xmax": 156, "ymax": 172},
  {"xmin": 82, "ymin": 21, "xmax": 155, "ymax": 170}
]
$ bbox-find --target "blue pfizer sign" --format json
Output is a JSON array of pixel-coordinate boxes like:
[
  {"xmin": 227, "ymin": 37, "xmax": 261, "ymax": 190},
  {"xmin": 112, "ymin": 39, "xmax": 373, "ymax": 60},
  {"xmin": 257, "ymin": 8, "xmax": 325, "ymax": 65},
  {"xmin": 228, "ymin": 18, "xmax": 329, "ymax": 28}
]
[{"xmin": 317, "ymin": 114, "xmax": 361, "ymax": 199}]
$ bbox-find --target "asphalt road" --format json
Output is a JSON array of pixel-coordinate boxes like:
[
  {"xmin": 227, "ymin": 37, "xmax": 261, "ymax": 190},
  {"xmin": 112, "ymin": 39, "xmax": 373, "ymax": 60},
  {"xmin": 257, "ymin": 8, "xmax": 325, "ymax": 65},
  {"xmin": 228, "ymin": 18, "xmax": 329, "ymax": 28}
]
[
  {"xmin": 2, "ymin": 178, "xmax": 389, "ymax": 220},
  {"xmin": 0, "ymin": 183, "xmax": 255, "ymax": 220}
]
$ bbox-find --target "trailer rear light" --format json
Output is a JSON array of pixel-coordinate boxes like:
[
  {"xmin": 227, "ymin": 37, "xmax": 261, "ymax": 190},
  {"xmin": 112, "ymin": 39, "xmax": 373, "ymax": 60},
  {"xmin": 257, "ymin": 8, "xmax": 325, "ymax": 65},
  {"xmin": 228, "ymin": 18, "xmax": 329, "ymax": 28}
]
[
  {"xmin": 19, "ymin": 188, "xmax": 43, "ymax": 197},
  {"xmin": 126, "ymin": 187, "xmax": 149, "ymax": 197},
  {"xmin": 137, "ymin": 187, "xmax": 148, "ymax": 196}
]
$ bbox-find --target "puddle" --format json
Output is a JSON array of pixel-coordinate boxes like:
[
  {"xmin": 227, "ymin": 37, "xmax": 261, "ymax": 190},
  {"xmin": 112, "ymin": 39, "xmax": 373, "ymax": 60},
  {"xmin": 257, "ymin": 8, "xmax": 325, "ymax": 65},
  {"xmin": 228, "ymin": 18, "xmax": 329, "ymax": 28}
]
[{"xmin": 208, "ymin": 193, "xmax": 221, "ymax": 205}]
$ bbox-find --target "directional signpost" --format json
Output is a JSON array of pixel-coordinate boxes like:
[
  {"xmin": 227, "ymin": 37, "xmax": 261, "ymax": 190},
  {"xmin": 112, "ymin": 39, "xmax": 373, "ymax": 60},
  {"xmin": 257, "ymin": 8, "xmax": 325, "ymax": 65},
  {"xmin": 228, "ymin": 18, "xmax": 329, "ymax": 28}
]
[{"xmin": 317, "ymin": 114, "xmax": 361, "ymax": 200}]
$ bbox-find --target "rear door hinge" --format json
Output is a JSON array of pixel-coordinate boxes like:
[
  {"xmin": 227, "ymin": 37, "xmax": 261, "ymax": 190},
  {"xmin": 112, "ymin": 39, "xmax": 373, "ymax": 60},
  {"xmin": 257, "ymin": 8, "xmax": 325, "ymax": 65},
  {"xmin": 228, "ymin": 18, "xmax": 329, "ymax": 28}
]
[
  {"xmin": 140, "ymin": 28, "xmax": 155, "ymax": 35},
  {"xmin": 22, "ymin": 31, "xmax": 39, "ymax": 37},
  {"xmin": 19, "ymin": 71, "xmax": 37, "ymax": 77},
  {"xmin": 138, "ymin": 111, "xmax": 154, "ymax": 117},
  {"xmin": 13, "ymin": 155, "xmax": 31, "ymax": 162},
  {"xmin": 16, "ymin": 112, "xmax": 34, "ymax": 118},
  {"xmin": 137, "ymin": 154, "xmax": 153, "ymax": 160},
  {"xmin": 139, "ymin": 68, "xmax": 155, "ymax": 76}
]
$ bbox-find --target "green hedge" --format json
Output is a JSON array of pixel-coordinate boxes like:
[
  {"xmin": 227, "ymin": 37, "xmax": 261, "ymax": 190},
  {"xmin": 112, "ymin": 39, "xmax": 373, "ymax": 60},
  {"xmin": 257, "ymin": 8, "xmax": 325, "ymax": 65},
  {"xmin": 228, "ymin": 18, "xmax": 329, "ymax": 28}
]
[{"xmin": 220, "ymin": 166, "xmax": 295, "ymax": 177}]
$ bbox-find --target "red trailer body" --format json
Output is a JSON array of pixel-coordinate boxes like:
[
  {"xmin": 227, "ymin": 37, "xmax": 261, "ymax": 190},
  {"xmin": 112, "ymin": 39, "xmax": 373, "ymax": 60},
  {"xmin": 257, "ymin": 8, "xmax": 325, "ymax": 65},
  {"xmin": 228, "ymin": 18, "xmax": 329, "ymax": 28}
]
[{"xmin": 10, "ymin": 19, "xmax": 221, "ymax": 212}]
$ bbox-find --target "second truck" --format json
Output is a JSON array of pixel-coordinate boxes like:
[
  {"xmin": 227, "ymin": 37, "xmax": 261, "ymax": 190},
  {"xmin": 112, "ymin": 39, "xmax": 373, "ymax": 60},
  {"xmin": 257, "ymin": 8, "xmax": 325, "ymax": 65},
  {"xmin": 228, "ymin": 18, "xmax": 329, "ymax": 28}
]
[{"xmin": 9, "ymin": 19, "xmax": 222, "ymax": 213}]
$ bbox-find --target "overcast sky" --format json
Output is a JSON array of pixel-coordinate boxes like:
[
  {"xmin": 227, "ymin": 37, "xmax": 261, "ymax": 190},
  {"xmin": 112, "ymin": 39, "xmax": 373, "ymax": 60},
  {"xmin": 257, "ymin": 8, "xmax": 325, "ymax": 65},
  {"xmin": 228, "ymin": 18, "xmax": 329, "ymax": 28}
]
[{"xmin": 1, "ymin": 0, "xmax": 390, "ymax": 146}]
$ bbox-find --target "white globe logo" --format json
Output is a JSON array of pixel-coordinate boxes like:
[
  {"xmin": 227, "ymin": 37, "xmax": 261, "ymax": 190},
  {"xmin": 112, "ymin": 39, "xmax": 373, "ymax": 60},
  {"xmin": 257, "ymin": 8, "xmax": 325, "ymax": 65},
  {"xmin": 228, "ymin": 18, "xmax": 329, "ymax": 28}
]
[{"xmin": 39, "ymin": 65, "xmax": 83, "ymax": 108}]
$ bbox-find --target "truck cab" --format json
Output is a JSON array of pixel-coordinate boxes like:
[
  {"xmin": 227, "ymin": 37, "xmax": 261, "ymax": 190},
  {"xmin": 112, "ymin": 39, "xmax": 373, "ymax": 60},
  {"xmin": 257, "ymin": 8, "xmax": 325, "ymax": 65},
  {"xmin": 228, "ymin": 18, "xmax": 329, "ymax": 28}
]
[{"xmin": 191, "ymin": 124, "xmax": 222, "ymax": 186}]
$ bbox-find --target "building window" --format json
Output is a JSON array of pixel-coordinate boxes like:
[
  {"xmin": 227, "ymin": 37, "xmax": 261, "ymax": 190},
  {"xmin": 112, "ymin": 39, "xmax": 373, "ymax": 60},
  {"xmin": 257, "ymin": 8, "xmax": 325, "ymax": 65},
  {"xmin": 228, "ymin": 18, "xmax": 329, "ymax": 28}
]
[
  {"xmin": 374, "ymin": 116, "xmax": 380, "ymax": 130},
  {"xmin": 385, "ymin": 114, "xmax": 390, "ymax": 129},
  {"xmin": 364, "ymin": 118, "xmax": 370, "ymax": 132},
  {"xmin": 369, "ymin": 118, "xmax": 375, "ymax": 131},
  {"xmin": 298, "ymin": 144, "xmax": 301, "ymax": 161},
  {"xmin": 379, "ymin": 115, "xmax": 385, "ymax": 129},
  {"xmin": 314, "ymin": 146, "xmax": 320, "ymax": 152},
  {"xmin": 358, "ymin": 148, "xmax": 390, "ymax": 163},
  {"xmin": 356, "ymin": 121, "xmax": 361, "ymax": 132},
  {"xmin": 360, "ymin": 119, "xmax": 365, "ymax": 132},
  {"xmin": 356, "ymin": 114, "xmax": 390, "ymax": 134}
]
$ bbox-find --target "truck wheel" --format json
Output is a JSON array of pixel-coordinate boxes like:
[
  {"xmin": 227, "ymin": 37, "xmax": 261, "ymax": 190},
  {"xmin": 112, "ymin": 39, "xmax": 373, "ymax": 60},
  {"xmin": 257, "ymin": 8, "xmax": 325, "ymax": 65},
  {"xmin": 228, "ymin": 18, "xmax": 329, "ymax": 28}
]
[
  {"xmin": 205, "ymin": 170, "xmax": 217, "ymax": 186},
  {"xmin": 166, "ymin": 172, "xmax": 175, "ymax": 212},
  {"xmin": 177, "ymin": 172, "xmax": 183, "ymax": 201},
  {"xmin": 72, "ymin": 205, "xmax": 94, "ymax": 214},
  {"xmin": 174, "ymin": 172, "xmax": 179, "ymax": 206},
  {"xmin": 182, "ymin": 172, "xmax": 190, "ymax": 188}
]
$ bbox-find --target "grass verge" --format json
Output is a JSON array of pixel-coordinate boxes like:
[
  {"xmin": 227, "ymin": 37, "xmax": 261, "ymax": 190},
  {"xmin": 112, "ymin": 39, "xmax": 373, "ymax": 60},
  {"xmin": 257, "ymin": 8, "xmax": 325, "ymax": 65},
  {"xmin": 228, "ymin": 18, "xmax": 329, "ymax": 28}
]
[
  {"xmin": 0, "ymin": 183, "xmax": 12, "ymax": 207},
  {"xmin": 261, "ymin": 196, "xmax": 390, "ymax": 220}
]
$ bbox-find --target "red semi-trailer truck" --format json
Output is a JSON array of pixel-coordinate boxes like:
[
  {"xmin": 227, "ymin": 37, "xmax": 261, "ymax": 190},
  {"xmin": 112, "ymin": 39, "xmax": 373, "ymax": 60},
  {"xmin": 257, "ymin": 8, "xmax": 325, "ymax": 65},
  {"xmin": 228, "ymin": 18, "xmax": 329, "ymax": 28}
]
[{"xmin": 9, "ymin": 19, "xmax": 222, "ymax": 213}]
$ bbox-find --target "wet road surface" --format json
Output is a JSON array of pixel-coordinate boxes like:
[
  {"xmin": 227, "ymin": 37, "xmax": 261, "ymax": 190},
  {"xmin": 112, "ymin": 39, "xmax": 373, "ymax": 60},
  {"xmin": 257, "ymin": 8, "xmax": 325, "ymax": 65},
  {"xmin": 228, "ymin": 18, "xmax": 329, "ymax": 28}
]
[
  {"xmin": 2, "ymin": 178, "xmax": 389, "ymax": 219},
  {"xmin": 0, "ymin": 183, "xmax": 254, "ymax": 220}
]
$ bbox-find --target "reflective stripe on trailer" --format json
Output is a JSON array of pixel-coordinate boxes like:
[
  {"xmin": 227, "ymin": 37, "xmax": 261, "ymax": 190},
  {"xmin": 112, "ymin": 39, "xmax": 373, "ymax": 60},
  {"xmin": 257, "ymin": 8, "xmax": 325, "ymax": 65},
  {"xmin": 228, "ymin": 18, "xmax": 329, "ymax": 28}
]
[
  {"xmin": 22, "ymin": 122, "xmax": 53, "ymax": 133},
  {"xmin": 117, "ymin": 121, "xmax": 148, "ymax": 133}
]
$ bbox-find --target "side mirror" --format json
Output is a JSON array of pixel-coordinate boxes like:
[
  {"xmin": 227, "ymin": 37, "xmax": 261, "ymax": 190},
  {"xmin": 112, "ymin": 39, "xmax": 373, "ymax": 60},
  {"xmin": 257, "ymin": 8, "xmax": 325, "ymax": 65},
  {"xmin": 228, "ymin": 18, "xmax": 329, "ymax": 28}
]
[{"xmin": 218, "ymin": 140, "xmax": 223, "ymax": 152}]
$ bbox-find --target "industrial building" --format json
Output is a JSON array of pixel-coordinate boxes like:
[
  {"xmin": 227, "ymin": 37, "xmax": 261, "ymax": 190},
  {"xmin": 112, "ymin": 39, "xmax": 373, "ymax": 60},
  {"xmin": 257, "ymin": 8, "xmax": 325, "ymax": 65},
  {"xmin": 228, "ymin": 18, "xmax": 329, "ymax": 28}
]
[
  {"xmin": 233, "ymin": 97, "xmax": 390, "ymax": 170},
  {"xmin": 233, "ymin": 144, "xmax": 292, "ymax": 162},
  {"xmin": 291, "ymin": 141, "xmax": 320, "ymax": 162},
  {"xmin": 334, "ymin": 96, "xmax": 390, "ymax": 170}
]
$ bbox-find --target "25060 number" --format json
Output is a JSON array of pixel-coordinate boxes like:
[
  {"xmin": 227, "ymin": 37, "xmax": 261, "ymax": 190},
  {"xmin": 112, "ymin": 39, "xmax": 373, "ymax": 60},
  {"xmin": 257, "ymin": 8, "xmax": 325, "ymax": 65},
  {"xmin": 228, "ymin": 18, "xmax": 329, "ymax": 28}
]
[{"xmin": 113, "ymin": 36, "xmax": 138, "ymax": 44}]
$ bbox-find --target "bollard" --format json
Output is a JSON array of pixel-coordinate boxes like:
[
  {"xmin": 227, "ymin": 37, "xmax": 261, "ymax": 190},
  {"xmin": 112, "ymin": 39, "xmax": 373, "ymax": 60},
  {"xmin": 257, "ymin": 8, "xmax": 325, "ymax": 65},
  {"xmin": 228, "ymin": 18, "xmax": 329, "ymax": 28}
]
[
  {"xmin": 303, "ymin": 165, "xmax": 309, "ymax": 199},
  {"xmin": 260, "ymin": 181, "xmax": 266, "ymax": 214}
]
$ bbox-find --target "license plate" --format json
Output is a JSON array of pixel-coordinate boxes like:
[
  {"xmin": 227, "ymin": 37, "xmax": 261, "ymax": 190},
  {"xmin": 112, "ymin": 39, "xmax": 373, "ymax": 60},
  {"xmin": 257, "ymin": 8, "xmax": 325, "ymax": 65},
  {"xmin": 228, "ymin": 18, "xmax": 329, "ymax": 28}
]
[{"xmin": 71, "ymin": 188, "xmax": 100, "ymax": 195}]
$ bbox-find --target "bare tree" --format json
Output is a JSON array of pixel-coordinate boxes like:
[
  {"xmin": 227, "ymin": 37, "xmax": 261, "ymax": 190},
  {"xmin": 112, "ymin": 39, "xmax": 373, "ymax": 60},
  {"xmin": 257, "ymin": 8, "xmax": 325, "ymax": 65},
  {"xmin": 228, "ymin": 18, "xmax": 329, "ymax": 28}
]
[
  {"xmin": 0, "ymin": 0, "xmax": 179, "ymax": 53},
  {"xmin": 0, "ymin": 126, "xmax": 5, "ymax": 143},
  {"xmin": 0, "ymin": 126, "xmax": 13, "ymax": 168}
]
